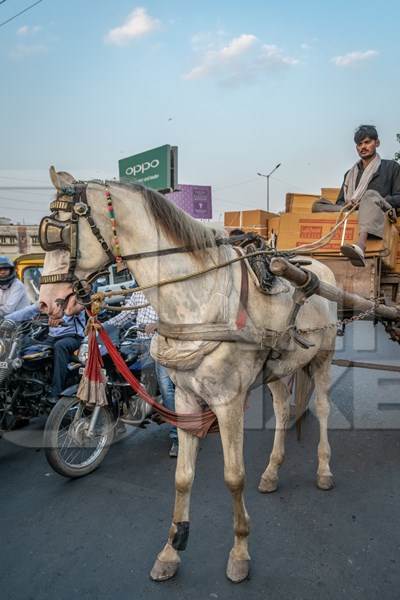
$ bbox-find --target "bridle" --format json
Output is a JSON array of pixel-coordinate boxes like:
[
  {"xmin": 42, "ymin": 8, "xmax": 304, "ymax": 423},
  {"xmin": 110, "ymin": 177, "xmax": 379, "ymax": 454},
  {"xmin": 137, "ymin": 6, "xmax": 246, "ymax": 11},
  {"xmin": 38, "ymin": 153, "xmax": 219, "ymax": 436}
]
[{"xmin": 39, "ymin": 183, "xmax": 117, "ymax": 302}]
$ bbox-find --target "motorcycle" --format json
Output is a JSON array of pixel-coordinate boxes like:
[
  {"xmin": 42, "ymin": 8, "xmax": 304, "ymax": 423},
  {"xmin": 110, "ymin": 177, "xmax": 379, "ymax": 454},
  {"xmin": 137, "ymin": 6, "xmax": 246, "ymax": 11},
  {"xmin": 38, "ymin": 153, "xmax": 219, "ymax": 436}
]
[
  {"xmin": 0, "ymin": 319, "xmax": 81, "ymax": 432},
  {"xmin": 43, "ymin": 324, "xmax": 159, "ymax": 478}
]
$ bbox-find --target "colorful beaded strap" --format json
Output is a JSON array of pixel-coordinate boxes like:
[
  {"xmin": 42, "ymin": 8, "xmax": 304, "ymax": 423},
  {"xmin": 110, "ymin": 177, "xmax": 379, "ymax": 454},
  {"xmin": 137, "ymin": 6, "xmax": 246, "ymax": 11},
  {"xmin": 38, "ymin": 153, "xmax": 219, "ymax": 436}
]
[{"xmin": 104, "ymin": 186, "xmax": 126, "ymax": 271}]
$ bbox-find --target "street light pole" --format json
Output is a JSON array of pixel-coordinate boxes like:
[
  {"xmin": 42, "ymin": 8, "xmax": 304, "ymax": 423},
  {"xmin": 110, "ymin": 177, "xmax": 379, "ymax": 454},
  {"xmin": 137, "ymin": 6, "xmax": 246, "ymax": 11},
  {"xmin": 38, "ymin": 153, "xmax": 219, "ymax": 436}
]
[{"xmin": 257, "ymin": 163, "xmax": 282, "ymax": 212}]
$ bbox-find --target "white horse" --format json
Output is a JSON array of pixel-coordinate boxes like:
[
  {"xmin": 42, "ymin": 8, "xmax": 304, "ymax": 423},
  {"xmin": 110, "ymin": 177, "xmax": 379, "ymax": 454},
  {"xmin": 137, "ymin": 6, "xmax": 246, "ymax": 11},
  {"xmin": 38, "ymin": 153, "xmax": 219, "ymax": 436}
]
[{"xmin": 39, "ymin": 168, "xmax": 337, "ymax": 583}]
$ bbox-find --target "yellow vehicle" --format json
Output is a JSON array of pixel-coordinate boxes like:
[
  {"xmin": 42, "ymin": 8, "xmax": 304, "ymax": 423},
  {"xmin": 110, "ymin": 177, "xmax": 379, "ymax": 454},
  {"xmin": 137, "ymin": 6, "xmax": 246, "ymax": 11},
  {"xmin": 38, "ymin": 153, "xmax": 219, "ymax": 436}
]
[{"xmin": 14, "ymin": 252, "xmax": 44, "ymax": 303}]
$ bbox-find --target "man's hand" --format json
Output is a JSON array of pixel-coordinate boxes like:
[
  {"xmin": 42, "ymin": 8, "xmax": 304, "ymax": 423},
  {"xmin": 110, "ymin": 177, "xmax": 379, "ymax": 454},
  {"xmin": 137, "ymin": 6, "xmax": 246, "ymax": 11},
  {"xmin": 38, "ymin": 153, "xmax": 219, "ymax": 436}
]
[{"xmin": 49, "ymin": 316, "xmax": 62, "ymax": 327}]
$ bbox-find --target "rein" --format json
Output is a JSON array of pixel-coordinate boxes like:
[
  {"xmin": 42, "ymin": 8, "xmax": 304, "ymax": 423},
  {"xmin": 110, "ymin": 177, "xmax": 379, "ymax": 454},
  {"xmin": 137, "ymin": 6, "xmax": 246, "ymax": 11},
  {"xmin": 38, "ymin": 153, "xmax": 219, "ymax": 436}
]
[{"xmin": 39, "ymin": 180, "xmax": 357, "ymax": 311}]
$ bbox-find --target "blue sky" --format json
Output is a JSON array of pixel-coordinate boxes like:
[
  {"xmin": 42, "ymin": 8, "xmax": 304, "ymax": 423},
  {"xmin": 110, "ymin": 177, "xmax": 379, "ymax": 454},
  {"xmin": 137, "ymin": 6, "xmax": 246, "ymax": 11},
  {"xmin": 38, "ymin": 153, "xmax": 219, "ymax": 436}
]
[{"xmin": 1, "ymin": 0, "xmax": 399, "ymax": 222}]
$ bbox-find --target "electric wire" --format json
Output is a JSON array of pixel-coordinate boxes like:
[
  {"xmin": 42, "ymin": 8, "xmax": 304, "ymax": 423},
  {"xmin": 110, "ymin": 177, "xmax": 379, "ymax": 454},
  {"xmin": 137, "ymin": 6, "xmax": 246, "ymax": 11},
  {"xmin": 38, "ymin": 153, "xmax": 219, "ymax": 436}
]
[{"xmin": 0, "ymin": 0, "xmax": 44, "ymax": 29}]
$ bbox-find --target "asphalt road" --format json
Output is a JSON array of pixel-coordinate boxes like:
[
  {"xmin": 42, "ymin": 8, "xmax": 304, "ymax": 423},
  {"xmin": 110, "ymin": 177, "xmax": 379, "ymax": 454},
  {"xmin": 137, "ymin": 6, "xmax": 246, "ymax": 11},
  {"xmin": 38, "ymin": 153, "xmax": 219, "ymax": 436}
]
[{"xmin": 1, "ymin": 323, "xmax": 400, "ymax": 600}]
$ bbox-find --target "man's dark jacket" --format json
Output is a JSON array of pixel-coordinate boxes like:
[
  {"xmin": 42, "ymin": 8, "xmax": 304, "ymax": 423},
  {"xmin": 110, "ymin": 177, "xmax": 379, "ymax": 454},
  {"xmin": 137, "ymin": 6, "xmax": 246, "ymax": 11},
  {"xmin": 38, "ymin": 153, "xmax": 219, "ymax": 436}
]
[{"xmin": 336, "ymin": 159, "xmax": 400, "ymax": 209}]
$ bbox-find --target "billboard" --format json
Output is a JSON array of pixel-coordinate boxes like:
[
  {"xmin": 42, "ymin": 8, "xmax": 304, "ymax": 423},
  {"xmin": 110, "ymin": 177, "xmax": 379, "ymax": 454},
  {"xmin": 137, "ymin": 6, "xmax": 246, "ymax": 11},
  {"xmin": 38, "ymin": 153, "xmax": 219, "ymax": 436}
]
[
  {"xmin": 119, "ymin": 144, "xmax": 178, "ymax": 192},
  {"xmin": 166, "ymin": 184, "xmax": 212, "ymax": 219}
]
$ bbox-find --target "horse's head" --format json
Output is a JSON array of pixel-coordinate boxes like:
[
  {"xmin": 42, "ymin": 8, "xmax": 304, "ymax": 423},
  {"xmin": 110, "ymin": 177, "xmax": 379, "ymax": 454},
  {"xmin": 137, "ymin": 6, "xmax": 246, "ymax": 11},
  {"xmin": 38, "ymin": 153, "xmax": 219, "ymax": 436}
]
[{"xmin": 39, "ymin": 167, "xmax": 116, "ymax": 317}]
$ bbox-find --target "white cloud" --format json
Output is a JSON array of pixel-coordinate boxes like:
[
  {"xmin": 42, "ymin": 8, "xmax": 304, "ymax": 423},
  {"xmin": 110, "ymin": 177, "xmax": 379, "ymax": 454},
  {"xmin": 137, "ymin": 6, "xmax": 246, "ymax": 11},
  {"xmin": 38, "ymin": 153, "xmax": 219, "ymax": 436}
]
[
  {"xmin": 105, "ymin": 7, "xmax": 161, "ymax": 46},
  {"xmin": 260, "ymin": 44, "xmax": 299, "ymax": 66},
  {"xmin": 331, "ymin": 49, "xmax": 379, "ymax": 67},
  {"xmin": 9, "ymin": 44, "xmax": 47, "ymax": 59},
  {"xmin": 184, "ymin": 33, "xmax": 298, "ymax": 85},
  {"xmin": 17, "ymin": 25, "xmax": 41, "ymax": 36}
]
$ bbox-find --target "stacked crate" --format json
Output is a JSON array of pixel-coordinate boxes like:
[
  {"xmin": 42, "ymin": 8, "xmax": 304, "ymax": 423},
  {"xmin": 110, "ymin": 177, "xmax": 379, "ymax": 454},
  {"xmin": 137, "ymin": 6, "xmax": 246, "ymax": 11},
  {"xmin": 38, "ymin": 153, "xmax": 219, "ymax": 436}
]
[
  {"xmin": 285, "ymin": 193, "xmax": 320, "ymax": 213},
  {"xmin": 224, "ymin": 209, "xmax": 277, "ymax": 238},
  {"xmin": 285, "ymin": 188, "xmax": 341, "ymax": 214},
  {"xmin": 273, "ymin": 212, "xmax": 399, "ymax": 270}
]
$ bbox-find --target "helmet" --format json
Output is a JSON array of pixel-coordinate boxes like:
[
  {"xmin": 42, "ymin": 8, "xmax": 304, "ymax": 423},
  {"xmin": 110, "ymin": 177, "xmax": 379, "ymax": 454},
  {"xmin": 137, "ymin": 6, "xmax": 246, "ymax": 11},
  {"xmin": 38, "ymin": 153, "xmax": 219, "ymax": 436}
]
[{"xmin": 0, "ymin": 256, "xmax": 16, "ymax": 286}]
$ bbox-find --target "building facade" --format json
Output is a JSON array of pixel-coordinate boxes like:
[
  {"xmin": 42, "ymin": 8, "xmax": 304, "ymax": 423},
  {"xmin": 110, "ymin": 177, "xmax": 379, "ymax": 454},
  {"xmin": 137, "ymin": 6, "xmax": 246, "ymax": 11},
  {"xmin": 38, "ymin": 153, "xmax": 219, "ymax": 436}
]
[{"xmin": 0, "ymin": 218, "xmax": 40, "ymax": 259}]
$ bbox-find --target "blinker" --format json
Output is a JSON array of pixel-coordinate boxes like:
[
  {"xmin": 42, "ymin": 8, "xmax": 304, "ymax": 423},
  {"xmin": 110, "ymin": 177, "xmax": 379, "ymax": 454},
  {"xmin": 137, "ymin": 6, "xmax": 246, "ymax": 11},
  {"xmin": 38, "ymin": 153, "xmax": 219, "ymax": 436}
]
[{"xmin": 38, "ymin": 216, "xmax": 74, "ymax": 252}]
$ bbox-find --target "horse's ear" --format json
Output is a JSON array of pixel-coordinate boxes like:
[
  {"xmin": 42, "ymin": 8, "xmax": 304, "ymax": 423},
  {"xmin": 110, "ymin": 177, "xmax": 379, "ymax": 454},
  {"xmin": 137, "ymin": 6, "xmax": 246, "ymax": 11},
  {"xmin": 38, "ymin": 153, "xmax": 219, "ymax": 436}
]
[{"xmin": 49, "ymin": 166, "xmax": 76, "ymax": 189}]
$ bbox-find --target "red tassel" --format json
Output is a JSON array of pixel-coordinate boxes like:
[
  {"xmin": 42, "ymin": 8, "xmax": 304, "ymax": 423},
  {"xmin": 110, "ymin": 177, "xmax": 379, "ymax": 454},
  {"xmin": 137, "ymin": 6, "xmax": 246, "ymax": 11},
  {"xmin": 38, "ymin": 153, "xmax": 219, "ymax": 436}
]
[{"xmin": 77, "ymin": 328, "xmax": 107, "ymax": 406}]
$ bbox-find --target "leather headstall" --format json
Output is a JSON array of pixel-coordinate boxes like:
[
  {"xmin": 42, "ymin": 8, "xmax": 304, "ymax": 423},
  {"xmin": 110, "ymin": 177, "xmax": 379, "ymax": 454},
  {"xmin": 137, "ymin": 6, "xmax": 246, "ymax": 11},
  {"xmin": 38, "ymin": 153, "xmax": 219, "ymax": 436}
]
[{"xmin": 39, "ymin": 183, "xmax": 116, "ymax": 299}]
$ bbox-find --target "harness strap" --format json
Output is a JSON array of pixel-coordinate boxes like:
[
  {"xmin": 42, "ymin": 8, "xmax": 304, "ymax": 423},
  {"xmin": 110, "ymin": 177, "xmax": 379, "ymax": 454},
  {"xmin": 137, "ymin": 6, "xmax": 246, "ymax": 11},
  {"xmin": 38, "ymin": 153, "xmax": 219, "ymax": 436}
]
[
  {"xmin": 97, "ymin": 325, "xmax": 219, "ymax": 438},
  {"xmin": 233, "ymin": 248, "xmax": 249, "ymax": 330}
]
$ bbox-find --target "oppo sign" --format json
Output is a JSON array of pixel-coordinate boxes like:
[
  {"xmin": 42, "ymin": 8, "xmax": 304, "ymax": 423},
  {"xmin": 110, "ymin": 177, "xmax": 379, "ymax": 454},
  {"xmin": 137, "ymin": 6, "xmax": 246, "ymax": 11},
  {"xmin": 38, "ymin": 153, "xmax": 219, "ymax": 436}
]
[
  {"xmin": 118, "ymin": 144, "xmax": 178, "ymax": 192},
  {"xmin": 125, "ymin": 159, "xmax": 160, "ymax": 177}
]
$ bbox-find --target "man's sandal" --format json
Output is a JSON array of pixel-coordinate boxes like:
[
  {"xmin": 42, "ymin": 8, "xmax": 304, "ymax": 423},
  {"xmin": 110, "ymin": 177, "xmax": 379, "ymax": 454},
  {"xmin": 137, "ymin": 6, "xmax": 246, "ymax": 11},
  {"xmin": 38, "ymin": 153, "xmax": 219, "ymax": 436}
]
[{"xmin": 340, "ymin": 244, "xmax": 366, "ymax": 267}]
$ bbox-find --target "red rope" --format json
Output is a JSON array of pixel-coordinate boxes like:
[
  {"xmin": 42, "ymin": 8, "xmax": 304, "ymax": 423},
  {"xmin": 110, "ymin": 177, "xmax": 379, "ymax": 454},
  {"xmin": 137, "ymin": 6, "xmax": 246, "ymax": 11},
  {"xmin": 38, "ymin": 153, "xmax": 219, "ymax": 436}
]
[
  {"xmin": 96, "ymin": 325, "xmax": 219, "ymax": 438},
  {"xmin": 85, "ymin": 329, "xmax": 106, "ymax": 382}
]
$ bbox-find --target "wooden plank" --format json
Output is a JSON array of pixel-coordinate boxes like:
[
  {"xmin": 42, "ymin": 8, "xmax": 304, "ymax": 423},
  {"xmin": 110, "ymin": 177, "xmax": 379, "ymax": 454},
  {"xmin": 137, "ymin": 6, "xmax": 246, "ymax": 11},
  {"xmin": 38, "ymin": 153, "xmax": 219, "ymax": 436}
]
[{"xmin": 310, "ymin": 256, "xmax": 379, "ymax": 300}]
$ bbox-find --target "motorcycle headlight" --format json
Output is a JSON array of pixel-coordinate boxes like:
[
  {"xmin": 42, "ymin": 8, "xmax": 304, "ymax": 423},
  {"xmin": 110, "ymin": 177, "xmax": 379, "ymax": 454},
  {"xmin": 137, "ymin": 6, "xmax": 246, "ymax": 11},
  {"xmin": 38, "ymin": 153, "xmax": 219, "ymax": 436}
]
[{"xmin": 78, "ymin": 342, "xmax": 89, "ymax": 365}]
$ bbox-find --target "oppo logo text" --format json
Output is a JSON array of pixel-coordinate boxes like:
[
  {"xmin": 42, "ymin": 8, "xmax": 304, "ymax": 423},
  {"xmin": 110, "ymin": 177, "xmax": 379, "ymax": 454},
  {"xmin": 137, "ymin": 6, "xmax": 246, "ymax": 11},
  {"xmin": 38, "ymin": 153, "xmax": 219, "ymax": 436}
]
[{"xmin": 125, "ymin": 159, "xmax": 160, "ymax": 177}]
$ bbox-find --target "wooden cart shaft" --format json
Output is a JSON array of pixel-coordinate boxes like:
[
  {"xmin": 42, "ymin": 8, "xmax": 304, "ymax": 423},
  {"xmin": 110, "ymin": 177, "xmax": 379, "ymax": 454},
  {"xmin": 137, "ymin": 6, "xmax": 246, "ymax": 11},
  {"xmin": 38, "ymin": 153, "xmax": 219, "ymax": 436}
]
[{"xmin": 270, "ymin": 257, "xmax": 400, "ymax": 322}]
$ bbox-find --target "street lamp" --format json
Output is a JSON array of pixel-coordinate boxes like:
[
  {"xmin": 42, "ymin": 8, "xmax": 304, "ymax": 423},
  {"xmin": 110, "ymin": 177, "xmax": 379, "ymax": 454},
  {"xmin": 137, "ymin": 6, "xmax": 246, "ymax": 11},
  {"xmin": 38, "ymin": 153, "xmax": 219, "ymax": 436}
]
[{"xmin": 257, "ymin": 163, "xmax": 282, "ymax": 212}]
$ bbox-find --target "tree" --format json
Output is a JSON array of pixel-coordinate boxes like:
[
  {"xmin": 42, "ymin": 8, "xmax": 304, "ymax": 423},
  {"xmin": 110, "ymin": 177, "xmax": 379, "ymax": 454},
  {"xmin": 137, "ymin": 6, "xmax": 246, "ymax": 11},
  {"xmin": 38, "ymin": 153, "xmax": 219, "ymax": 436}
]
[{"xmin": 395, "ymin": 133, "xmax": 400, "ymax": 163}]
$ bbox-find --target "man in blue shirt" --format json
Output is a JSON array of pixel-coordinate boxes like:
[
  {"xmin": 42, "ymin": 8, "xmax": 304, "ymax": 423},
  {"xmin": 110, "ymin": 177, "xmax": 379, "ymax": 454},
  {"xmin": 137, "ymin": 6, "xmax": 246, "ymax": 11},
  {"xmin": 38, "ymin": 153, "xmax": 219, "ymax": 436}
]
[
  {"xmin": 0, "ymin": 256, "xmax": 29, "ymax": 317},
  {"xmin": 6, "ymin": 302, "xmax": 86, "ymax": 403}
]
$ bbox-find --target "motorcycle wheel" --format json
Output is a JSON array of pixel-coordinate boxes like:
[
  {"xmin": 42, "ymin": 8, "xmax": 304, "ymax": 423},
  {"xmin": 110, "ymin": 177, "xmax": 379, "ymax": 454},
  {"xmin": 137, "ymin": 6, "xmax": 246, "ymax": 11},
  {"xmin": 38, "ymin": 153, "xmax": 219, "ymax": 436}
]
[{"xmin": 44, "ymin": 396, "xmax": 115, "ymax": 478}]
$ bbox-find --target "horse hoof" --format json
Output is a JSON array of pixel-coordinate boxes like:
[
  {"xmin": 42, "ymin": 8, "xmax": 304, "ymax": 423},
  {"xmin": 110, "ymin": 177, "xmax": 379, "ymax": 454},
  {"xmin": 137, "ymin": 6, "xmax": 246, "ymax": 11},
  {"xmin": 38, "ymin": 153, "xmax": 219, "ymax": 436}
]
[
  {"xmin": 226, "ymin": 556, "xmax": 250, "ymax": 583},
  {"xmin": 258, "ymin": 476, "xmax": 278, "ymax": 493},
  {"xmin": 317, "ymin": 475, "xmax": 335, "ymax": 491},
  {"xmin": 150, "ymin": 558, "xmax": 180, "ymax": 582}
]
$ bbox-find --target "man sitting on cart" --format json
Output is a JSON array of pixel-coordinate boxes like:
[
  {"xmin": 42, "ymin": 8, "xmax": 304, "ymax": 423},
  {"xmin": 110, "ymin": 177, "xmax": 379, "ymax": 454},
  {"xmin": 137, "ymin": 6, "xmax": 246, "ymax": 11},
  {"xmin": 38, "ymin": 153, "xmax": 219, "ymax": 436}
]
[{"xmin": 314, "ymin": 125, "xmax": 400, "ymax": 267}]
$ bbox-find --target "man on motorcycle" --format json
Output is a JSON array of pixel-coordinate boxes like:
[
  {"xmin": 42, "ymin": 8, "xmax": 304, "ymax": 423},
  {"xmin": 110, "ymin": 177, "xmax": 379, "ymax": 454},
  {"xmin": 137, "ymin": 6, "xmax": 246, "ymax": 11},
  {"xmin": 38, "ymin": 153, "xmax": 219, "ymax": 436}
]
[
  {"xmin": 5, "ymin": 302, "xmax": 85, "ymax": 404},
  {"xmin": 104, "ymin": 291, "xmax": 178, "ymax": 457},
  {"xmin": 0, "ymin": 255, "xmax": 29, "ymax": 317}
]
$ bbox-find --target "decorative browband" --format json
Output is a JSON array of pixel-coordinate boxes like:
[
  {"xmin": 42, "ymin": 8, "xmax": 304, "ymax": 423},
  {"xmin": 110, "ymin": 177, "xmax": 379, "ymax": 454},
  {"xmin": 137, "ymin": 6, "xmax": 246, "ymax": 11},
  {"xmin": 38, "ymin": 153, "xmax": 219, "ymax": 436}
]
[
  {"xmin": 50, "ymin": 199, "xmax": 75, "ymax": 212},
  {"xmin": 40, "ymin": 273, "xmax": 75, "ymax": 284}
]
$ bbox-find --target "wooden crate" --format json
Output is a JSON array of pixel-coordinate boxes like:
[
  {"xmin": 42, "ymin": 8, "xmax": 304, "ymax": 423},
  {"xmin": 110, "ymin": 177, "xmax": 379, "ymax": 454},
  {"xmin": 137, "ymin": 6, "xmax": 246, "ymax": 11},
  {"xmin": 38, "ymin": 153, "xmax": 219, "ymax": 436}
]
[
  {"xmin": 285, "ymin": 193, "xmax": 320, "ymax": 214},
  {"xmin": 274, "ymin": 212, "xmax": 399, "ymax": 270},
  {"xmin": 320, "ymin": 187, "xmax": 341, "ymax": 202},
  {"xmin": 224, "ymin": 211, "xmax": 241, "ymax": 228},
  {"xmin": 224, "ymin": 209, "xmax": 277, "ymax": 238}
]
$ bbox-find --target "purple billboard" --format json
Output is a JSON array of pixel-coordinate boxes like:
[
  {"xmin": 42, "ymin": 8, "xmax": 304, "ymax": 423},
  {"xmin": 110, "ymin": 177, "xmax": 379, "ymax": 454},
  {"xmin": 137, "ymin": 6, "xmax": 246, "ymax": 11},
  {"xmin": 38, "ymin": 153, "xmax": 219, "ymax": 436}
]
[{"xmin": 166, "ymin": 184, "xmax": 212, "ymax": 219}]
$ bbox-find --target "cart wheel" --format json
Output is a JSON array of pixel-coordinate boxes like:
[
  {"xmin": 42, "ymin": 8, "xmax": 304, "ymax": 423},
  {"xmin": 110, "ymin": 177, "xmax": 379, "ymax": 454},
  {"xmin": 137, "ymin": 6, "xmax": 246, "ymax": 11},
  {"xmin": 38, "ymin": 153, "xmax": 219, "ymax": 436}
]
[{"xmin": 287, "ymin": 367, "xmax": 314, "ymax": 440}]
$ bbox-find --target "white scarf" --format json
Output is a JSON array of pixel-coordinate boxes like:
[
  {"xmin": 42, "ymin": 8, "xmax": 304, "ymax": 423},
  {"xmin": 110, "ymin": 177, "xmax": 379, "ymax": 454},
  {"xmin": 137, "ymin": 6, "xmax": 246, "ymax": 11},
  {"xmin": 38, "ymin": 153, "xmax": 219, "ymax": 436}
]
[{"xmin": 344, "ymin": 153, "xmax": 381, "ymax": 203}]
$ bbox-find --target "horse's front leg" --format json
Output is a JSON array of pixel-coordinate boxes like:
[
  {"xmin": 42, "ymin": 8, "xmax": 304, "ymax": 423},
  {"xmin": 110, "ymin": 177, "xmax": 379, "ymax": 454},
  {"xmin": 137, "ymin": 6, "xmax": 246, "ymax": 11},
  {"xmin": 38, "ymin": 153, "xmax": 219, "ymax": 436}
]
[
  {"xmin": 214, "ymin": 399, "xmax": 250, "ymax": 583},
  {"xmin": 150, "ymin": 426, "xmax": 199, "ymax": 581}
]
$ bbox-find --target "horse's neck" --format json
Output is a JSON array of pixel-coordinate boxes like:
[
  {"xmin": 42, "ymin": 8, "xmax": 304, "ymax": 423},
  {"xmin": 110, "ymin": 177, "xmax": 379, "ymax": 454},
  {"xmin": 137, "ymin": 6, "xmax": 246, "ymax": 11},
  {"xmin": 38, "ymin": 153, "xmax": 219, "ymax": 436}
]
[{"xmin": 94, "ymin": 185, "xmax": 225, "ymax": 322}]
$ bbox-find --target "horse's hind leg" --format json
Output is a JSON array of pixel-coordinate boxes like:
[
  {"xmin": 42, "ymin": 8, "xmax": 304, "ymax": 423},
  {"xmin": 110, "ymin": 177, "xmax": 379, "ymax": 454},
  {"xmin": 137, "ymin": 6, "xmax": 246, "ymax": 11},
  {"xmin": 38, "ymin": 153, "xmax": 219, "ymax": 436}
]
[
  {"xmin": 214, "ymin": 400, "xmax": 250, "ymax": 583},
  {"xmin": 258, "ymin": 380, "xmax": 290, "ymax": 493},
  {"xmin": 150, "ymin": 427, "xmax": 199, "ymax": 581},
  {"xmin": 313, "ymin": 352, "xmax": 334, "ymax": 490}
]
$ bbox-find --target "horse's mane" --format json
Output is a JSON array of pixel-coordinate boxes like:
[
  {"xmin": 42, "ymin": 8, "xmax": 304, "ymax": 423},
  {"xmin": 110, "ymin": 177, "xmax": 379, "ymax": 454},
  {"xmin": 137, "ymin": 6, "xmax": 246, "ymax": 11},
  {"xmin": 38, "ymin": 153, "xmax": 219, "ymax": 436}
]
[{"xmin": 114, "ymin": 181, "xmax": 220, "ymax": 252}]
